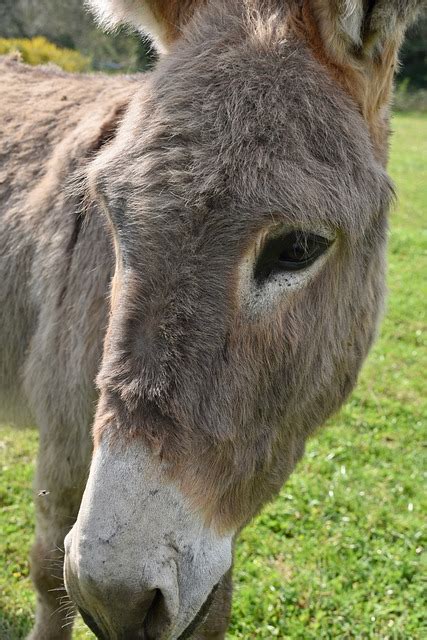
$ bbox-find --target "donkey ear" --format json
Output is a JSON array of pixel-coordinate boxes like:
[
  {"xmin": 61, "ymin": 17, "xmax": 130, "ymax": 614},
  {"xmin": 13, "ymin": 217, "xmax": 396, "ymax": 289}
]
[
  {"xmin": 295, "ymin": 1, "xmax": 425, "ymax": 162},
  {"xmin": 311, "ymin": 0, "xmax": 424, "ymax": 56},
  {"xmin": 86, "ymin": 0, "xmax": 198, "ymax": 52}
]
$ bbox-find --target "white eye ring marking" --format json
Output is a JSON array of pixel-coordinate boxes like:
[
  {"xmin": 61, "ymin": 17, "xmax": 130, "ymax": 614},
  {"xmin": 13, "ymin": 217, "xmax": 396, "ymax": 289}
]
[{"xmin": 238, "ymin": 225, "xmax": 336, "ymax": 317}]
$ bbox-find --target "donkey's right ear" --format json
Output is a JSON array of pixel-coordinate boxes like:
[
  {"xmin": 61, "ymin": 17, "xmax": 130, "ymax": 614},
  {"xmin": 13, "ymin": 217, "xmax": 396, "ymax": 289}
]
[{"xmin": 86, "ymin": 0, "xmax": 199, "ymax": 52}]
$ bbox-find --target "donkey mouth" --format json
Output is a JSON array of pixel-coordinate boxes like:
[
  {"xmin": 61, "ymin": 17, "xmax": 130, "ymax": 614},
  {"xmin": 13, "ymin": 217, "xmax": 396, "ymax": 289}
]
[
  {"xmin": 78, "ymin": 583, "xmax": 218, "ymax": 640},
  {"xmin": 78, "ymin": 607, "xmax": 108, "ymax": 640},
  {"xmin": 176, "ymin": 583, "xmax": 219, "ymax": 640}
]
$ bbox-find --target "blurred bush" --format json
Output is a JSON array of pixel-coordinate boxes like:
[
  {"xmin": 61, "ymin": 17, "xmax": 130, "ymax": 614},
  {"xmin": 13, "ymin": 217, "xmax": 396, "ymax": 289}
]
[
  {"xmin": 394, "ymin": 79, "xmax": 427, "ymax": 112},
  {"xmin": 0, "ymin": 36, "xmax": 91, "ymax": 72},
  {"xmin": 0, "ymin": 1, "xmax": 424, "ymax": 84},
  {"xmin": 0, "ymin": 0, "xmax": 155, "ymax": 72},
  {"xmin": 399, "ymin": 14, "xmax": 427, "ymax": 90}
]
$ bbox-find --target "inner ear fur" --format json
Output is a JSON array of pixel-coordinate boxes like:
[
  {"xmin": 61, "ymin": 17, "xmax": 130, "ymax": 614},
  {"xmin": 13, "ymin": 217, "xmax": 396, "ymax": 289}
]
[
  {"xmin": 87, "ymin": 0, "xmax": 203, "ymax": 51},
  {"xmin": 290, "ymin": 0, "xmax": 424, "ymax": 163},
  {"xmin": 310, "ymin": 0, "xmax": 423, "ymax": 57}
]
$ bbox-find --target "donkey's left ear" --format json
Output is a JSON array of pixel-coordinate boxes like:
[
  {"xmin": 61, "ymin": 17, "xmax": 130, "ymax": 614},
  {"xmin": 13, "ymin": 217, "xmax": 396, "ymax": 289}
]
[
  {"xmin": 86, "ymin": 0, "xmax": 200, "ymax": 52},
  {"xmin": 294, "ymin": 1, "xmax": 425, "ymax": 161},
  {"xmin": 309, "ymin": 0, "xmax": 425, "ymax": 57}
]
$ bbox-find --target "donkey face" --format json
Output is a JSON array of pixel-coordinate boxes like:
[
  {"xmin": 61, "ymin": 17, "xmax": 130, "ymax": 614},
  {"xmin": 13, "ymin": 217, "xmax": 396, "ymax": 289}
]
[{"xmin": 64, "ymin": 1, "xmax": 422, "ymax": 638}]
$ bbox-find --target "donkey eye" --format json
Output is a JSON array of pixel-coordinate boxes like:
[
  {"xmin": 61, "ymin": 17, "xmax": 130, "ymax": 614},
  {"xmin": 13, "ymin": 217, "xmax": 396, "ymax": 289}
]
[{"xmin": 254, "ymin": 231, "xmax": 333, "ymax": 282}]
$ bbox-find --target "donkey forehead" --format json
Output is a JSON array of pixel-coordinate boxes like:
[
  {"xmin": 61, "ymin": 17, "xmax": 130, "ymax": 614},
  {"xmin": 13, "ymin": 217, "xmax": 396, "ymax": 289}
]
[{"xmin": 98, "ymin": 23, "xmax": 392, "ymax": 240}]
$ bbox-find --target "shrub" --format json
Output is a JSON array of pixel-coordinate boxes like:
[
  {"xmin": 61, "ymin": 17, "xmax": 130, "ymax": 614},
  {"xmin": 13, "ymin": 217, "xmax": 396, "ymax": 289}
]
[
  {"xmin": 0, "ymin": 36, "xmax": 91, "ymax": 72},
  {"xmin": 394, "ymin": 79, "xmax": 427, "ymax": 113}
]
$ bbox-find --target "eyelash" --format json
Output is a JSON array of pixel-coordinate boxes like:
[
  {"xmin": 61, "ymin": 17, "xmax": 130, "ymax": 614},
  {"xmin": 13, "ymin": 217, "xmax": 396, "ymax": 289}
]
[{"xmin": 254, "ymin": 231, "xmax": 333, "ymax": 283}]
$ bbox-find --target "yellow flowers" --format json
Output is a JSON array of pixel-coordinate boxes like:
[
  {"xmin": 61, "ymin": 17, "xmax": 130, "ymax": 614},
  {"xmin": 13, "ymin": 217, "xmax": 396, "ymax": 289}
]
[{"xmin": 0, "ymin": 36, "xmax": 91, "ymax": 73}]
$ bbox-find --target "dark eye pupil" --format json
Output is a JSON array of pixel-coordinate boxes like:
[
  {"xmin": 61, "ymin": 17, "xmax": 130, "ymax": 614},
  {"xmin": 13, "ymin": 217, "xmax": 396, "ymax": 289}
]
[
  {"xmin": 280, "ymin": 236, "xmax": 310, "ymax": 262},
  {"xmin": 254, "ymin": 231, "xmax": 332, "ymax": 282},
  {"xmin": 279, "ymin": 233, "xmax": 321, "ymax": 264}
]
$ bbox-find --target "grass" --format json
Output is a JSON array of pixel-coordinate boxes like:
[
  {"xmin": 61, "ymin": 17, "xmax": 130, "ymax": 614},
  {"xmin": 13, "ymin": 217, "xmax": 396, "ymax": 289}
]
[{"xmin": 1, "ymin": 113, "xmax": 426, "ymax": 639}]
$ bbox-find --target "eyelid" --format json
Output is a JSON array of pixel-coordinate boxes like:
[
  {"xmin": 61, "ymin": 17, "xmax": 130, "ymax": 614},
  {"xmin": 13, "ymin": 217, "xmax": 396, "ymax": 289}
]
[
  {"xmin": 254, "ymin": 230, "xmax": 334, "ymax": 282},
  {"xmin": 270, "ymin": 224, "xmax": 336, "ymax": 241},
  {"xmin": 253, "ymin": 225, "xmax": 335, "ymax": 256}
]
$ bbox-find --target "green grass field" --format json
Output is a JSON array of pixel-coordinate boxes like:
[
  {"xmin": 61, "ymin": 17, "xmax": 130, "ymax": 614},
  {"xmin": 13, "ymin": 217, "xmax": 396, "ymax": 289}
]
[{"xmin": 1, "ymin": 113, "xmax": 426, "ymax": 639}]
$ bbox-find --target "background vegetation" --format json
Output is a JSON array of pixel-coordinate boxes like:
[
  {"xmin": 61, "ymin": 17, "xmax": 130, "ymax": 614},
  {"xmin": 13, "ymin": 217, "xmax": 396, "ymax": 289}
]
[
  {"xmin": 0, "ymin": 0, "xmax": 156, "ymax": 72},
  {"xmin": 0, "ymin": 36, "xmax": 91, "ymax": 72},
  {"xmin": 0, "ymin": 0, "xmax": 426, "ymax": 89}
]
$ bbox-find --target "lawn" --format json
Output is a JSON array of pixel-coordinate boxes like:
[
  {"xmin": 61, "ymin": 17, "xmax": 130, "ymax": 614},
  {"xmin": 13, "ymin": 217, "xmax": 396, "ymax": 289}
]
[{"xmin": 1, "ymin": 113, "xmax": 426, "ymax": 639}]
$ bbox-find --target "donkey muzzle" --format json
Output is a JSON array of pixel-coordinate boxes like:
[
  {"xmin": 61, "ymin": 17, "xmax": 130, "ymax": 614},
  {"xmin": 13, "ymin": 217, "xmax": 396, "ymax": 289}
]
[{"xmin": 64, "ymin": 437, "xmax": 233, "ymax": 640}]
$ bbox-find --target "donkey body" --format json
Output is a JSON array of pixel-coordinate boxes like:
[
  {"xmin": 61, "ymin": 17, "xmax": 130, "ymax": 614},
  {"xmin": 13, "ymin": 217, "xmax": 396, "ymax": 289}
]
[{"xmin": 0, "ymin": 1, "xmax": 423, "ymax": 639}]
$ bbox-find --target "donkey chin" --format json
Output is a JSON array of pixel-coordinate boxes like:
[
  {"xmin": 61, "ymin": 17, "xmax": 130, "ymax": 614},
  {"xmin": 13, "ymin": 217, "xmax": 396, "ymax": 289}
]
[{"xmin": 64, "ymin": 436, "xmax": 234, "ymax": 640}]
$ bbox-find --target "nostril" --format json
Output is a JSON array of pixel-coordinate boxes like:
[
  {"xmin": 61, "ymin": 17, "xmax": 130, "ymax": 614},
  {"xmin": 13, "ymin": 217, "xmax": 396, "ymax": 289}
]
[
  {"xmin": 143, "ymin": 589, "xmax": 172, "ymax": 639},
  {"xmin": 119, "ymin": 589, "xmax": 167, "ymax": 639}
]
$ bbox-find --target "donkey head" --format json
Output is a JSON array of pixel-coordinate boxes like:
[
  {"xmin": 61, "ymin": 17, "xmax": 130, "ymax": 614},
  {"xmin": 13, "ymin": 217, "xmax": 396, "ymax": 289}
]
[{"xmin": 64, "ymin": 1, "xmax": 422, "ymax": 638}]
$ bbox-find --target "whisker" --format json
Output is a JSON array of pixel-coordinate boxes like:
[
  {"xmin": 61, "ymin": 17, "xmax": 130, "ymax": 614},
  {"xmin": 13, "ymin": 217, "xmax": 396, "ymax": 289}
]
[
  {"xmin": 59, "ymin": 593, "xmax": 71, "ymax": 601},
  {"xmin": 51, "ymin": 601, "xmax": 75, "ymax": 618},
  {"xmin": 64, "ymin": 610, "xmax": 76, "ymax": 620},
  {"xmin": 62, "ymin": 620, "xmax": 75, "ymax": 629},
  {"xmin": 48, "ymin": 573, "xmax": 65, "ymax": 582}
]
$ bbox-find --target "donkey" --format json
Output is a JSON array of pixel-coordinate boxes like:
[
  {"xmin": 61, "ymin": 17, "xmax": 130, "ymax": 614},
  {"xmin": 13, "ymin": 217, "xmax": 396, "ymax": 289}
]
[{"xmin": 0, "ymin": 1, "xmax": 423, "ymax": 638}]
